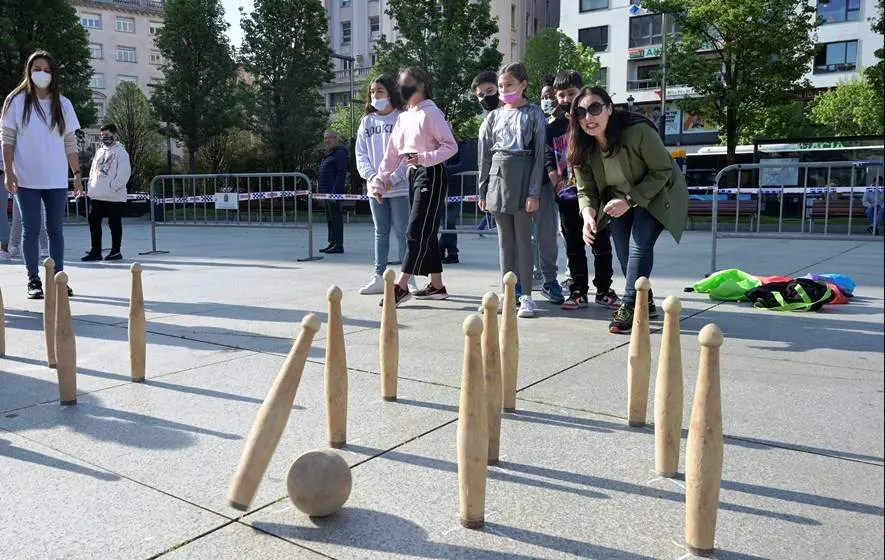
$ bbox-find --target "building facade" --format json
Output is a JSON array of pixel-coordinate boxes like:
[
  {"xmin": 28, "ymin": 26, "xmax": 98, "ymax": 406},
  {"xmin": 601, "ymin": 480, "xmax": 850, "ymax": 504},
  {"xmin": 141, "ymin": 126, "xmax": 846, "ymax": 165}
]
[
  {"xmin": 559, "ymin": 0, "xmax": 880, "ymax": 147},
  {"xmin": 321, "ymin": 0, "xmax": 561, "ymax": 109},
  {"xmin": 71, "ymin": 0, "xmax": 166, "ymax": 149}
]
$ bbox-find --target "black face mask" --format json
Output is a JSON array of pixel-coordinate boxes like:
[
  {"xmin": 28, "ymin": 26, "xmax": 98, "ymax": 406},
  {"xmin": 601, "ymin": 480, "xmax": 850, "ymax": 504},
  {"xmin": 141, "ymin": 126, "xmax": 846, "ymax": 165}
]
[
  {"xmin": 479, "ymin": 92, "xmax": 500, "ymax": 112},
  {"xmin": 400, "ymin": 84, "xmax": 417, "ymax": 103},
  {"xmin": 558, "ymin": 102, "xmax": 572, "ymax": 116}
]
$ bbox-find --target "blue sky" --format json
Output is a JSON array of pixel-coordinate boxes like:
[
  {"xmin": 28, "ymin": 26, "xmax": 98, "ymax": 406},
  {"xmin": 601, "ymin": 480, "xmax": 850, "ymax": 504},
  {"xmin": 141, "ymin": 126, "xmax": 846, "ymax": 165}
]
[{"xmin": 221, "ymin": 0, "xmax": 251, "ymax": 48}]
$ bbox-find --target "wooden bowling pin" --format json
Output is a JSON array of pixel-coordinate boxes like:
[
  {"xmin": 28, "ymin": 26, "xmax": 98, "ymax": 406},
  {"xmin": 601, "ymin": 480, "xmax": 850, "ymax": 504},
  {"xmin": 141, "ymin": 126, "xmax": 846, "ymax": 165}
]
[
  {"xmin": 43, "ymin": 257, "xmax": 57, "ymax": 368},
  {"xmin": 627, "ymin": 276, "xmax": 651, "ymax": 427},
  {"xmin": 481, "ymin": 292, "xmax": 503, "ymax": 466},
  {"xmin": 54, "ymin": 272, "xmax": 77, "ymax": 405},
  {"xmin": 457, "ymin": 314, "xmax": 488, "ymax": 529},
  {"xmin": 654, "ymin": 296, "xmax": 683, "ymax": 477},
  {"xmin": 380, "ymin": 269, "xmax": 399, "ymax": 401},
  {"xmin": 500, "ymin": 271, "xmax": 519, "ymax": 412},
  {"xmin": 228, "ymin": 314, "xmax": 322, "ymax": 511},
  {"xmin": 129, "ymin": 263, "xmax": 146, "ymax": 383},
  {"xmin": 0, "ymin": 286, "xmax": 6, "ymax": 357},
  {"xmin": 324, "ymin": 286, "xmax": 347, "ymax": 448},
  {"xmin": 685, "ymin": 324, "xmax": 724, "ymax": 557}
]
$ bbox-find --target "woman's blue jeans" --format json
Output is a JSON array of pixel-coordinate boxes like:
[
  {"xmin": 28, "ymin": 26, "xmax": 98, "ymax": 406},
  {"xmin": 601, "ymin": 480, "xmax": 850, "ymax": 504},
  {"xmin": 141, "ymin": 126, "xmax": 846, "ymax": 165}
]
[
  {"xmin": 15, "ymin": 187, "xmax": 67, "ymax": 278},
  {"xmin": 369, "ymin": 195, "xmax": 410, "ymax": 276},
  {"xmin": 608, "ymin": 206, "xmax": 665, "ymax": 308}
]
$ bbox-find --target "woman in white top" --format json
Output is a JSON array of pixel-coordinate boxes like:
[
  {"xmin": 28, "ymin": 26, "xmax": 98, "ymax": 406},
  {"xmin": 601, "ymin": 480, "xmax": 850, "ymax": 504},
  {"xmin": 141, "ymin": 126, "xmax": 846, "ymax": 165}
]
[
  {"xmin": 1, "ymin": 51, "xmax": 83, "ymax": 299},
  {"xmin": 355, "ymin": 73, "xmax": 413, "ymax": 295}
]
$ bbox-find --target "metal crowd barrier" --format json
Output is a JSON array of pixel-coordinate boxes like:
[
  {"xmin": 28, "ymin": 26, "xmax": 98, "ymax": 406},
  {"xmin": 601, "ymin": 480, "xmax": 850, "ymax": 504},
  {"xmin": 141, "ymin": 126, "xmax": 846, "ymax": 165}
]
[
  {"xmin": 439, "ymin": 171, "xmax": 497, "ymax": 235},
  {"xmin": 144, "ymin": 172, "xmax": 321, "ymax": 261},
  {"xmin": 709, "ymin": 160, "xmax": 884, "ymax": 273}
]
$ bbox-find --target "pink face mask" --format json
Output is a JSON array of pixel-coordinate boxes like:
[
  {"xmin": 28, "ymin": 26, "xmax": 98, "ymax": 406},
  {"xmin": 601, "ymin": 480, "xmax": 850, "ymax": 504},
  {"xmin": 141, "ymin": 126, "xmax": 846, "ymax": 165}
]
[{"xmin": 500, "ymin": 91, "xmax": 523, "ymax": 104}]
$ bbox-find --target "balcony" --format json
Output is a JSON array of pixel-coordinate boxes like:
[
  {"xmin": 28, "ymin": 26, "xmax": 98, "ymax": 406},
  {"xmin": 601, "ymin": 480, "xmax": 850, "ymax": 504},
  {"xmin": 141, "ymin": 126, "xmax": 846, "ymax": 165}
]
[
  {"xmin": 332, "ymin": 66, "xmax": 375, "ymax": 84},
  {"xmin": 74, "ymin": 0, "xmax": 165, "ymax": 13},
  {"xmin": 627, "ymin": 78, "xmax": 661, "ymax": 91},
  {"xmin": 813, "ymin": 62, "xmax": 856, "ymax": 74}
]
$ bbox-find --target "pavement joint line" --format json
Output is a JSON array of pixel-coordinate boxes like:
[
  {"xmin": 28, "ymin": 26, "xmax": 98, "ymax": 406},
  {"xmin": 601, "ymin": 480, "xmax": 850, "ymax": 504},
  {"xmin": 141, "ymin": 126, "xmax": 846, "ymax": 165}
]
[
  {"xmin": 232, "ymin": 520, "xmax": 341, "ymax": 560},
  {"xmin": 146, "ymin": 519, "xmax": 238, "ymax": 560}
]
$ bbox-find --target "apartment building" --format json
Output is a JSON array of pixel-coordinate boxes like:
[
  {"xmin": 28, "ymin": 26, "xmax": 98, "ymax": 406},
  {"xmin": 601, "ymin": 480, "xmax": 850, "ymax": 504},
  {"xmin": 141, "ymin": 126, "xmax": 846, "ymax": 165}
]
[
  {"xmin": 322, "ymin": 0, "xmax": 560, "ymax": 108},
  {"xmin": 71, "ymin": 0, "xmax": 166, "ymax": 148},
  {"xmin": 559, "ymin": 0, "xmax": 880, "ymax": 147}
]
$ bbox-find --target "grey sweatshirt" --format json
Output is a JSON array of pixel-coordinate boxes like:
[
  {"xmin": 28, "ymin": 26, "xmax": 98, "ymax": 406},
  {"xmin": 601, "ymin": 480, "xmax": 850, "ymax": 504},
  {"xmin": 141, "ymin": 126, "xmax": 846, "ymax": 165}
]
[{"xmin": 477, "ymin": 103, "xmax": 546, "ymax": 206}]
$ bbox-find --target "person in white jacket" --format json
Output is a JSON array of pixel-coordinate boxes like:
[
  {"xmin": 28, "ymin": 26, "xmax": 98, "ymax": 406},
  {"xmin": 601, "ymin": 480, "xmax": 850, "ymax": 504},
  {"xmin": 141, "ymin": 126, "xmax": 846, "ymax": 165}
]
[
  {"xmin": 82, "ymin": 123, "xmax": 131, "ymax": 261},
  {"xmin": 355, "ymin": 74, "xmax": 414, "ymax": 295}
]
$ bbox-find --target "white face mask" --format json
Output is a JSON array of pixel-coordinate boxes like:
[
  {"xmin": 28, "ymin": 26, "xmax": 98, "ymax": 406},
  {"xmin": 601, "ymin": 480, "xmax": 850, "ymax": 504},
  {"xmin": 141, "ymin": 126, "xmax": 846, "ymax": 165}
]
[
  {"xmin": 372, "ymin": 98, "xmax": 390, "ymax": 111},
  {"xmin": 541, "ymin": 99, "xmax": 556, "ymax": 115},
  {"xmin": 31, "ymin": 71, "xmax": 52, "ymax": 89}
]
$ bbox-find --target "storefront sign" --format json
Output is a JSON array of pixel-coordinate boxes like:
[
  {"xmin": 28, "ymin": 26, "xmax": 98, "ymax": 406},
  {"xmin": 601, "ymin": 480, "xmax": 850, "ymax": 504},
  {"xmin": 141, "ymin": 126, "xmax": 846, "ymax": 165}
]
[{"xmin": 628, "ymin": 47, "xmax": 662, "ymax": 59}]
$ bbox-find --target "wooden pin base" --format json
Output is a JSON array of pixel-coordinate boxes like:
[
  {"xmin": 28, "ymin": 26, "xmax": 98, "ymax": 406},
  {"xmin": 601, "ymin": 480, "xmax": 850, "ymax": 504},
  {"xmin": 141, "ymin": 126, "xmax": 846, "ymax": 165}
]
[
  {"xmin": 628, "ymin": 420, "xmax": 646, "ymax": 428},
  {"xmin": 460, "ymin": 518, "xmax": 484, "ymax": 530},
  {"xmin": 49, "ymin": 364, "xmax": 57, "ymax": 369},
  {"xmin": 487, "ymin": 459, "xmax": 499, "ymax": 467},
  {"xmin": 60, "ymin": 399, "xmax": 77, "ymax": 406},
  {"xmin": 228, "ymin": 501, "xmax": 249, "ymax": 512},
  {"xmin": 687, "ymin": 545, "xmax": 715, "ymax": 557},
  {"xmin": 383, "ymin": 396, "xmax": 397, "ymax": 402},
  {"xmin": 656, "ymin": 470, "xmax": 678, "ymax": 478},
  {"xmin": 133, "ymin": 379, "xmax": 146, "ymax": 384},
  {"xmin": 329, "ymin": 441, "xmax": 346, "ymax": 449},
  {"xmin": 503, "ymin": 407, "xmax": 515, "ymax": 412}
]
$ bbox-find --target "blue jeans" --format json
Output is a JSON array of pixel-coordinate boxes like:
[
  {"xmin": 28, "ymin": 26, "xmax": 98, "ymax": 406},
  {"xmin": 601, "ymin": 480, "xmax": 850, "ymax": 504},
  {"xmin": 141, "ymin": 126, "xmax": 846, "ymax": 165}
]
[
  {"xmin": 15, "ymin": 188, "xmax": 67, "ymax": 278},
  {"xmin": 0, "ymin": 189, "xmax": 9, "ymax": 245},
  {"xmin": 866, "ymin": 207, "xmax": 883, "ymax": 228},
  {"xmin": 369, "ymin": 195, "xmax": 409, "ymax": 276},
  {"xmin": 608, "ymin": 206, "xmax": 665, "ymax": 308}
]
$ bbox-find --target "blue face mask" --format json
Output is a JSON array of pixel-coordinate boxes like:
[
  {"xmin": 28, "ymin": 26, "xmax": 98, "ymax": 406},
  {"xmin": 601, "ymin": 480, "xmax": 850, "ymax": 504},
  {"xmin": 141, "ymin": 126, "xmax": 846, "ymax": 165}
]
[{"xmin": 372, "ymin": 98, "xmax": 390, "ymax": 111}]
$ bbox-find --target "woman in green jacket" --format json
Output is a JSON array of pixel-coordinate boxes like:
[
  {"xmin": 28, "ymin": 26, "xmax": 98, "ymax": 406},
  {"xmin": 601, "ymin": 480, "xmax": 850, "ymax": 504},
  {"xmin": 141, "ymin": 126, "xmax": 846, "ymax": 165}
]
[{"xmin": 567, "ymin": 87, "xmax": 688, "ymax": 334}]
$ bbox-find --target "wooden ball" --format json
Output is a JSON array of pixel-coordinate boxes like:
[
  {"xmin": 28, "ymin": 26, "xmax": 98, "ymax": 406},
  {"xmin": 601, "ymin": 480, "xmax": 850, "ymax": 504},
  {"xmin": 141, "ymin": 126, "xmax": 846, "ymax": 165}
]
[{"xmin": 286, "ymin": 449, "xmax": 352, "ymax": 517}]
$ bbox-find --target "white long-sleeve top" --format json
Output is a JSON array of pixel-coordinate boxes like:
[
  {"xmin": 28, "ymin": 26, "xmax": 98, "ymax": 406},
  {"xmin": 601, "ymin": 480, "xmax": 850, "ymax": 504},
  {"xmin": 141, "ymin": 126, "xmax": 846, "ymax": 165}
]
[
  {"xmin": 87, "ymin": 142, "xmax": 131, "ymax": 202},
  {"xmin": 355, "ymin": 110, "xmax": 409, "ymax": 198}
]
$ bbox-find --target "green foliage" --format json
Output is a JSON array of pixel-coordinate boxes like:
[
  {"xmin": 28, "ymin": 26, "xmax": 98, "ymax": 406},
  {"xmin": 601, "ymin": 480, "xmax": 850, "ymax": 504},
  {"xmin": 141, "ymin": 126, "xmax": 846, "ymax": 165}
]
[
  {"xmin": 196, "ymin": 129, "xmax": 267, "ymax": 173},
  {"xmin": 374, "ymin": 0, "xmax": 502, "ymax": 132},
  {"xmin": 453, "ymin": 114, "xmax": 484, "ymax": 141},
  {"xmin": 105, "ymin": 82, "xmax": 162, "ymax": 190},
  {"xmin": 809, "ymin": 76, "xmax": 885, "ymax": 137},
  {"xmin": 151, "ymin": 0, "xmax": 241, "ymax": 172},
  {"xmin": 865, "ymin": 0, "xmax": 884, "ymax": 128},
  {"xmin": 737, "ymin": 100, "xmax": 822, "ymax": 142},
  {"xmin": 240, "ymin": 0, "xmax": 333, "ymax": 171},
  {"xmin": 642, "ymin": 0, "xmax": 817, "ymax": 162},
  {"xmin": 0, "ymin": 0, "xmax": 96, "ymax": 127},
  {"xmin": 328, "ymin": 103, "xmax": 362, "ymax": 141},
  {"xmin": 524, "ymin": 28, "xmax": 602, "ymax": 99}
]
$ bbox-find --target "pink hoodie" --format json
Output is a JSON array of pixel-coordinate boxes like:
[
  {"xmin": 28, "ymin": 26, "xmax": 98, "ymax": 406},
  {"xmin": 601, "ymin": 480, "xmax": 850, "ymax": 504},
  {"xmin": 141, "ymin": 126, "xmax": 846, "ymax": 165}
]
[{"xmin": 369, "ymin": 99, "xmax": 458, "ymax": 195}]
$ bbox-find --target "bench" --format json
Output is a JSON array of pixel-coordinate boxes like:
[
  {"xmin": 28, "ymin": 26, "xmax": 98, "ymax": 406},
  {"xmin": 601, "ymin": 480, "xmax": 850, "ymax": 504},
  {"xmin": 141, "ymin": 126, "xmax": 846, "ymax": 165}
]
[
  {"xmin": 687, "ymin": 199, "xmax": 758, "ymax": 230},
  {"xmin": 808, "ymin": 199, "xmax": 868, "ymax": 231}
]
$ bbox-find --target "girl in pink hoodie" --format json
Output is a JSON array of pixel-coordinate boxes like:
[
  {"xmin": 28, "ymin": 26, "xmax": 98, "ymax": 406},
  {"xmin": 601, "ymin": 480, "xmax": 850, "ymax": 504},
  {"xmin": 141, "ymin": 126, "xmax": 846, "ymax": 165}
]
[{"xmin": 370, "ymin": 67, "xmax": 458, "ymax": 307}]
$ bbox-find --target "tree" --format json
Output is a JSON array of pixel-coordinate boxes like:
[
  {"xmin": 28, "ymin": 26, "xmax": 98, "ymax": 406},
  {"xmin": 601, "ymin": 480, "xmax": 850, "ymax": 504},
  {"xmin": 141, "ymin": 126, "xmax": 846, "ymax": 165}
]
[
  {"xmin": 240, "ymin": 0, "xmax": 333, "ymax": 171},
  {"xmin": 641, "ymin": 0, "xmax": 817, "ymax": 164},
  {"xmin": 809, "ymin": 76, "xmax": 885, "ymax": 137},
  {"xmin": 524, "ymin": 28, "xmax": 603, "ymax": 99},
  {"xmin": 328, "ymin": 103, "xmax": 362, "ymax": 141},
  {"xmin": 0, "ymin": 0, "xmax": 96, "ymax": 127},
  {"xmin": 197, "ymin": 129, "xmax": 266, "ymax": 173},
  {"xmin": 737, "ymin": 100, "xmax": 821, "ymax": 142},
  {"xmin": 865, "ymin": 0, "xmax": 884, "ymax": 129},
  {"xmin": 152, "ymin": 0, "xmax": 241, "ymax": 172},
  {"xmin": 374, "ymin": 0, "xmax": 502, "ymax": 132},
  {"xmin": 105, "ymin": 82, "xmax": 162, "ymax": 189}
]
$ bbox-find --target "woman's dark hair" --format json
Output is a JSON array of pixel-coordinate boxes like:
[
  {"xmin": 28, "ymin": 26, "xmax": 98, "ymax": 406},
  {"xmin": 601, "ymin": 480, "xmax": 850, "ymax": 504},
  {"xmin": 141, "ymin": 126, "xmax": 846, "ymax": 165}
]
[
  {"xmin": 566, "ymin": 86, "xmax": 635, "ymax": 169},
  {"xmin": 1, "ymin": 50, "xmax": 67, "ymax": 135},
  {"xmin": 499, "ymin": 62, "xmax": 529, "ymax": 85},
  {"xmin": 400, "ymin": 66, "xmax": 432, "ymax": 100},
  {"xmin": 364, "ymin": 73, "xmax": 403, "ymax": 115}
]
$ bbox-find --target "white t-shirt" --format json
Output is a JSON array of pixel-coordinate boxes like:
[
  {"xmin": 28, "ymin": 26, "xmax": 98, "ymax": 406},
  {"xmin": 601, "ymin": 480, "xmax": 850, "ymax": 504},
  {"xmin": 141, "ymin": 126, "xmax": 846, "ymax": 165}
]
[{"xmin": 0, "ymin": 93, "xmax": 80, "ymax": 190}]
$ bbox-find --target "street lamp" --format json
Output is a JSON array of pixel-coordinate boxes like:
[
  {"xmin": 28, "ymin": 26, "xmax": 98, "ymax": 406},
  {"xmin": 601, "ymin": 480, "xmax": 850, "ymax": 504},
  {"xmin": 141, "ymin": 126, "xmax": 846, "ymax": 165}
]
[
  {"xmin": 146, "ymin": 82, "xmax": 172, "ymax": 174},
  {"xmin": 626, "ymin": 95, "xmax": 635, "ymax": 111}
]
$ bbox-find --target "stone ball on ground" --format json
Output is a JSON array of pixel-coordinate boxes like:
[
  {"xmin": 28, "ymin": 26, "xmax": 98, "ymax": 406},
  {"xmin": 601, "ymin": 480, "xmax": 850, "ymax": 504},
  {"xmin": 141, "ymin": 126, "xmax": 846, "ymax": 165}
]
[{"xmin": 286, "ymin": 449, "xmax": 352, "ymax": 517}]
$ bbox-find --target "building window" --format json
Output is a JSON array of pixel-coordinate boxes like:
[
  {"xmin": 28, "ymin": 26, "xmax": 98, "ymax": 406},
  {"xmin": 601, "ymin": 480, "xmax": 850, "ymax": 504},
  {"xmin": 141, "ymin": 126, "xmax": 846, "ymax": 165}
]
[
  {"xmin": 89, "ymin": 43, "xmax": 103, "ymax": 60},
  {"xmin": 81, "ymin": 12, "xmax": 102, "ymax": 29},
  {"xmin": 534, "ymin": 17, "xmax": 538, "ymax": 34},
  {"xmin": 118, "ymin": 75, "xmax": 138, "ymax": 87},
  {"xmin": 117, "ymin": 46, "xmax": 137, "ymax": 63},
  {"xmin": 578, "ymin": 26, "xmax": 609, "ymax": 52},
  {"xmin": 341, "ymin": 21, "xmax": 351, "ymax": 45},
  {"xmin": 814, "ymin": 40, "xmax": 858, "ymax": 73},
  {"xmin": 341, "ymin": 0, "xmax": 350, "ymax": 6},
  {"xmin": 526, "ymin": 13, "xmax": 529, "ymax": 37},
  {"xmin": 580, "ymin": 0, "xmax": 608, "ymax": 13},
  {"xmin": 629, "ymin": 14, "xmax": 663, "ymax": 48},
  {"xmin": 511, "ymin": 4, "xmax": 516, "ymax": 31},
  {"xmin": 116, "ymin": 16, "xmax": 135, "ymax": 33},
  {"xmin": 628, "ymin": 65, "xmax": 661, "ymax": 90},
  {"xmin": 90, "ymin": 73, "xmax": 105, "ymax": 89},
  {"xmin": 150, "ymin": 51, "xmax": 163, "ymax": 65},
  {"xmin": 149, "ymin": 22, "xmax": 163, "ymax": 36},
  {"xmin": 370, "ymin": 16, "xmax": 380, "ymax": 39},
  {"xmin": 818, "ymin": 0, "xmax": 861, "ymax": 24},
  {"xmin": 596, "ymin": 67, "xmax": 608, "ymax": 88},
  {"xmin": 94, "ymin": 102, "xmax": 105, "ymax": 120}
]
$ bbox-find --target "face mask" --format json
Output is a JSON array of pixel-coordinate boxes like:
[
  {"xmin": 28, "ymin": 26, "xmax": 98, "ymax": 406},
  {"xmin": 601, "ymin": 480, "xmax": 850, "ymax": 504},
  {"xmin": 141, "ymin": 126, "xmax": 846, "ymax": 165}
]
[
  {"xmin": 541, "ymin": 99, "xmax": 556, "ymax": 115},
  {"xmin": 31, "ymin": 71, "xmax": 52, "ymax": 89},
  {"xmin": 500, "ymin": 91, "xmax": 523, "ymax": 105},
  {"xmin": 372, "ymin": 98, "xmax": 390, "ymax": 111},
  {"xmin": 101, "ymin": 136, "xmax": 114, "ymax": 146},
  {"xmin": 479, "ymin": 93, "xmax": 499, "ymax": 112},
  {"xmin": 400, "ymin": 85, "xmax": 417, "ymax": 103}
]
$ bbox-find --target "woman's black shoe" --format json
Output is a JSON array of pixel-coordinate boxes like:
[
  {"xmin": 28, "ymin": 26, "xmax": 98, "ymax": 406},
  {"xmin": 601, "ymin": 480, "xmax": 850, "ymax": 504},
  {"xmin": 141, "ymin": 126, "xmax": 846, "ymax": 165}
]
[
  {"xmin": 27, "ymin": 276, "xmax": 44, "ymax": 299},
  {"xmin": 104, "ymin": 251, "xmax": 123, "ymax": 261},
  {"xmin": 81, "ymin": 251, "xmax": 102, "ymax": 262},
  {"xmin": 325, "ymin": 245, "xmax": 344, "ymax": 254}
]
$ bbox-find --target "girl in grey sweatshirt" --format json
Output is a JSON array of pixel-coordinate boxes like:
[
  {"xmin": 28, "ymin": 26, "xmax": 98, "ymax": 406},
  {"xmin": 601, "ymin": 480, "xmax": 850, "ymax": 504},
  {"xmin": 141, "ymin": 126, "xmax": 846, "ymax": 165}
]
[{"xmin": 355, "ymin": 74, "xmax": 412, "ymax": 295}]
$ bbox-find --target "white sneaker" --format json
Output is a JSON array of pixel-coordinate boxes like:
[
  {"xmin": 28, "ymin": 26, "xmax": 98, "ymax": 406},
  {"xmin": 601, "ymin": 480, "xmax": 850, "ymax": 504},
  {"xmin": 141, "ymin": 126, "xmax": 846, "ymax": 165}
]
[
  {"xmin": 359, "ymin": 274, "xmax": 385, "ymax": 295},
  {"xmin": 40, "ymin": 248, "xmax": 49, "ymax": 258},
  {"xmin": 9, "ymin": 246, "xmax": 21, "ymax": 258},
  {"xmin": 0, "ymin": 250, "xmax": 10, "ymax": 261},
  {"xmin": 408, "ymin": 277, "xmax": 418, "ymax": 294},
  {"xmin": 518, "ymin": 295, "xmax": 538, "ymax": 318}
]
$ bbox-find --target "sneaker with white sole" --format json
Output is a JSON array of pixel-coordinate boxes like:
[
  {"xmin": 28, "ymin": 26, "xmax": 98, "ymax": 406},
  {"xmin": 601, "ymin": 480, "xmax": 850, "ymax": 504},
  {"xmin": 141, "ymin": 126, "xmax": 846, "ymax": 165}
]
[
  {"xmin": 359, "ymin": 274, "xmax": 385, "ymax": 295},
  {"xmin": 517, "ymin": 295, "xmax": 538, "ymax": 318},
  {"xmin": 9, "ymin": 246, "xmax": 21, "ymax": 258},
  {"xmin": 0, "ymin": 250, "xmax": 10, "ymax": 261},
  {"xmin": 414, "ymin": 283, "xmax": 449, "ymax": 300},
  {"xmin": 408, "ymin": 277, "xmax": 418, "ymax": 293}
]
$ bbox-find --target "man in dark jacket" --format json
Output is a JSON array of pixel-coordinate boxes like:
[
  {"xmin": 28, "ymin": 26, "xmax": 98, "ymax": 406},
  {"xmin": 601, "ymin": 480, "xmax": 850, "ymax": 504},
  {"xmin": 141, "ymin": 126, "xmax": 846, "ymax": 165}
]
[
  {"xmin": 440, "ymin": 137, "xmax": 478, "ymax": 263},
  {"xmin": 318, "ymin": 130, "xmax": 348, "ymax": 254}
]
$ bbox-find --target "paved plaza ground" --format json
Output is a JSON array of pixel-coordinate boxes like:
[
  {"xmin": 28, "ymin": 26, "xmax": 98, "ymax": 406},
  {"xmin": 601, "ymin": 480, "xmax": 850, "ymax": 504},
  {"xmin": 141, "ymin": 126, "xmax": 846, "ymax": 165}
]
[{"xmin": 1, "ymin": 220, "xmax": 883, "ymax": 559}]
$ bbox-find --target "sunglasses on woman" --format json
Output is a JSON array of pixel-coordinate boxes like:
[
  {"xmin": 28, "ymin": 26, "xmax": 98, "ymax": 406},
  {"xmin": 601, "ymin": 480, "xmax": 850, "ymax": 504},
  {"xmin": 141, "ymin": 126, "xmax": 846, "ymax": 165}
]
[{"xmin": 573, "ymin": 102, "xmax": 607, "ymax": 120}]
